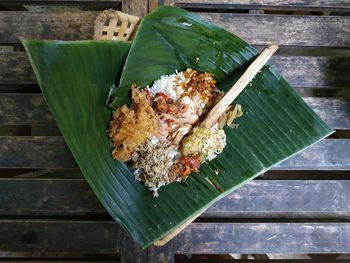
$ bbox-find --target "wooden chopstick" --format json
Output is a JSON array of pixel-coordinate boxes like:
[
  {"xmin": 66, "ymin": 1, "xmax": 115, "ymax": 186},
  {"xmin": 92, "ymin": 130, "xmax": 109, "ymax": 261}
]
[{"xmin": 200, "ymin": 44, "xmax": 279, "ymax": 129}]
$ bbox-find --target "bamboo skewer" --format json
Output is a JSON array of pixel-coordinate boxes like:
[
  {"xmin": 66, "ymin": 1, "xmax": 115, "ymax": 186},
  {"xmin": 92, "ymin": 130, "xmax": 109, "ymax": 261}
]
[{"xmin": 200, "ymin": 44, "xmax": 279, "ymax": 129}]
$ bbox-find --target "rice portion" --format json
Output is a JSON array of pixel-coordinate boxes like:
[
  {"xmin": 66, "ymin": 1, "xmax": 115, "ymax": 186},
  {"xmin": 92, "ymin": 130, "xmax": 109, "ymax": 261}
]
[{"xmin": 147, "ymin": 71, "xmax": 186, "ymax": 101}]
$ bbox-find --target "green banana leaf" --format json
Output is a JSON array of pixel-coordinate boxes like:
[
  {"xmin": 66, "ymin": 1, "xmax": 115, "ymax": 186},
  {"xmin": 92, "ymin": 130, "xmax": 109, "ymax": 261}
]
[{"xmin": 23, "ymin": 6, "xmax": 333, "ymax": 248}]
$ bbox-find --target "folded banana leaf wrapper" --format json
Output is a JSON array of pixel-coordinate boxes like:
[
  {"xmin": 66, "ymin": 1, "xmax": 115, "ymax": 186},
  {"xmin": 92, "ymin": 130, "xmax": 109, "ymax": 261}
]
[{"xmin": 23, "ymin": 6, "xmax": 333, "ymax": 248}]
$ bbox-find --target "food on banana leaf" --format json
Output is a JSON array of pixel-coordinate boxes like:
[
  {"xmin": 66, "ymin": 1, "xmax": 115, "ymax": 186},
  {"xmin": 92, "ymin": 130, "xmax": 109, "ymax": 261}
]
[
  {"xmin": 181, "ymin": 127, "xmax": 226, "ymax": 162},
  {"xmin": 108, "ymin": 68, "xmax": 242, "ymax": 196},
  {"xmin": 108, "ymin": 86, "xmax": 159, "ymax": 162}
]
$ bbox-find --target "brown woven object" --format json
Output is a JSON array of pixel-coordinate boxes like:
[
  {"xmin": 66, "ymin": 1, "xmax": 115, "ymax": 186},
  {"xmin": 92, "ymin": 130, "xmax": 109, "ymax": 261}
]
[{"xmin": 94, "ymin": 10, "xmax": 140, "ymax": 41}]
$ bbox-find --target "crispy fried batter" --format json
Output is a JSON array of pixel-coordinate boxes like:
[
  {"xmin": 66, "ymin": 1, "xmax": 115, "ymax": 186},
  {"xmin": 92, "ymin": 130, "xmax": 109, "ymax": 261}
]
[{"xmin": 108, "ymin": 85, "xmax": 159, "ymax": 162}]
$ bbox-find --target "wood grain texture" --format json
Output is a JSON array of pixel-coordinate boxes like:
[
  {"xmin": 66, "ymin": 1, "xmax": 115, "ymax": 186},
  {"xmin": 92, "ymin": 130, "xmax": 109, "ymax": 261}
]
[
  {"xmin": 303, "ymin": 97, "xmax": 350, "ymax": 130},
  {"xmin": 149, "ymin": 0, "xmax": 175, "ymax": 12},
  {"xmin": 0, "ymin": 11, "xmax": 98, "ymax": 43},
  {"xmin": 197, "ymin": 13, "xmax": 350, "ymax": 47},
  {"xmin": 0, "ymin": 52, "xmax": 36, "ymax": 84},
  {"xmin": 0, "ymin": 220, "xmax": 146, "ymax": 262},
  {"xmin": 0, "ymin": 220, "xmax": 349, "ymax": 256},
  {"xmin": 274, "ymin": 139, "xmax": 350, "ymax": 170},
  {"xmin": 4, "ymin": 0, "xmax": 121, "ymax": 2},
  {"xmin": 175, "ymin": 0, "xmax": 350, "ymax": 9},
  {"xmin": 0, "ymin": 261, "xmax": 117, "ymax": 263},
  {"xmin": 0, "ymin": 136, "xmax": 77, "ymax": 168},
  {"xmin": 173, "ymin": 260, "xmax": 350, "ymax": 263},
  {"xmin": 0, "ymin": 137, "xmax": 348, "ymax": 170},
  {"xmin": 1, "ymin": 12, "xmax": 349, "ymax": 46},
  {"xmin": 148, "ymin": 222, "xmax": 350, "ymax": 261},
  {"xmin": 203, "ymin": 180, "xmax": 350, "ymax": 218},
  {"xmin": 119, "ymin": 232, "xmax": 148, "ymax": 263},
  {"xmin": 0, "ymin": 178, "xmax": 105, "ymax": 217},
  {"xmin": 1, "ymin": 179, "xmax": 350, "ymax": 219},
  {"xmin": 121, "ymin": 0, "xmax": 148, "ymax": 17},
  {"xmin": 269, "ymin": 56, "xmax": 350, "ymax": 88},
  {"xmin": 0, "ymin": 220, "xmax": 119, "ymax": 253},
  {"xmin": 2, "ymin": 52, "xmax": 349, "ymax": 87},
  {"xmin": 0, "ymin": 94, "xmax": 53, "ymax": 125},
  {"xmin": 1, "ymin": 95, "xmax": 348, "ymax": 129}
]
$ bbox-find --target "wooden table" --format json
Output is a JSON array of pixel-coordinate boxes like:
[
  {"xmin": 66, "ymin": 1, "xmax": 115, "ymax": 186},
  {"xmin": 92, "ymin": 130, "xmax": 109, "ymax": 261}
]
[{"xmin": 0, "ymin": 0, "xmax": 349, "ymax": 262}]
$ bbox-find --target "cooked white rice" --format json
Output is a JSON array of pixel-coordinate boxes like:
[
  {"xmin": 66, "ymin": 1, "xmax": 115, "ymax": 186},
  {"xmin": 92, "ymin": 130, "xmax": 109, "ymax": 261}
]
[{"xmin": 147, "ymin": 71, "xmax": 186, "ymax": 101}]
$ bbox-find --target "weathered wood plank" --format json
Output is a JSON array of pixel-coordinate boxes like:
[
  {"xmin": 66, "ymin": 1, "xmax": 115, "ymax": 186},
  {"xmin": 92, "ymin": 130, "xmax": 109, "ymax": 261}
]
[
  {"xmin": 269, "ymin": 46, "xmax": 350, "ymax": 57},
  {"xmin": 0, "ymin": 94, "xmax": 53, "ymax": 125},
  {"xmin": 0, "ymin": 261, "xmax": 117, "ymax": 263},
  {"xmin": 0, "ymin": 220, "xmax": 120, "ymax": 252},
  {"xmin": 303, "ymin": 97, "xmax": 350, "ymax": 130},
  {"xmin": 121, "ymin": 0, "xmax": 148, "ymax": 17},
  {"xmin": 0, "ymin": 136, "xmax": 77, "ymax": 168},
  {"xmin": 0, "ymin": 52, "xmax": 36, "ymax": 84},
  {"xmin": 175, "ymin": 0, "xmax": 350, "ymax": 10},
  {"xmin": 178, "ymin": 223, "xmax": 350, "ymax": 253},
  {"xmin": 0, "ymin": 178, "xmax": 105, "ymax": 216},
  {"xmin": 149, "ymin": 0, "xmax": 175, "ymax": 12},
  {"xmin": 269, "ymin": 56, "xmax": 350, "ymax": 88},
  {"xmin": 0, "ymin": 11, "xmax": 98, "ymax": 43},
  {"xmin": 0, "ymin": 137, "xmax": 348, "ymax": 170},
  {"xmin": 274, "ymin": 139, "xmax": 350, "ymax": 170},
  {"xmin": 1, "ymin": 95, "xmax": 348, "ymax": 130},
  {"xmin": 173, "ymin": 260, "xmax": 348, "ymax": 263},
  {"xmin": 149, "ymin": 222, "xmax": 350, "ymax": 262},
  {"xmin": 2, "ymin": 52, "xmax": 349, "ymax": 87},
  {"xmin": 1, "ymin": 12, "xmax": 349, "ymax": 46},
  {"xmin": 149, "ymin": 224, "xmax": 350, "ymax": 263},
  {"xmin": 4, "ymin": 0, "xmax": 121, "ymax": 2},
  {"xmin": 197, "ymin": 13, "xmax": 350, "ymax": 47},
  {"xmin": 0, "ymin": 221, "xmax": 349, "ymax": 255},
  {"xmin": 0, "ymin": 220, "xmax": 147, "ymax": 262},
  {"xmin": 204, "ymin": 180, "xmax": 350, "ymax": 218},
  {"xmin": 1, "ymin": 179, "xmax": 350, "ymax": 218}
]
